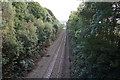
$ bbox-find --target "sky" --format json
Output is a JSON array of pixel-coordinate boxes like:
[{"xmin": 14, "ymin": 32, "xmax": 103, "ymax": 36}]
[{"xmin": 34, "ymin": 0, "xmax": 82, "ymax": 23}]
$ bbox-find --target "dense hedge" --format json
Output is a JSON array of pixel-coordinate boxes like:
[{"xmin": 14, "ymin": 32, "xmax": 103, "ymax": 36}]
[
  {"xmin": 67, "ymin": 2, "xmax": 120, "ymax": 79},
  {"xmin": 2, "ymin": 2, "xmax": 63, "ymax": 78}
]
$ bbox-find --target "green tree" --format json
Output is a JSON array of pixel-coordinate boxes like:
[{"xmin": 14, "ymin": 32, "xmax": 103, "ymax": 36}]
[
  {"xmin": 67, "ymin": 2, "xmax": 120, "ymax": 78},
  {"xmin": 2, "ymin": 1, "xmax": 63, "ymax": 78}
]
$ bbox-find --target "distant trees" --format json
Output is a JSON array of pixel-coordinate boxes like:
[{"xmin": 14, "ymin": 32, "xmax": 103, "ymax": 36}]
[
  {"xmin": 2, "ymin": 2, "xmax": 63, "ymax": 78},
  {"xmin": 67, "ymin": 2, "xmax": 120, "ymax": 78}
]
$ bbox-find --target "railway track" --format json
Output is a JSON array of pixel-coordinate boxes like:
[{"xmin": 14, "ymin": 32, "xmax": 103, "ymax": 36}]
[
  {"xmin": 26, "ymin": 29, "xmax": 69, "ymax": 78},
  {"xmin": 43, "ymin": 30, "xmax": 66, "ymax": 78}
]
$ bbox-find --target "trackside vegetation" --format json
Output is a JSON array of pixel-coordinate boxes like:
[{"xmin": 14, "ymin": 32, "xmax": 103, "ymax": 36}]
[
  {"xmin": 2, "ymin": 2, "xmax": 63, "ymax": 78},
  {"xmin": 67, "ymin": 2, "xmax": 120, "ymax": 79}
]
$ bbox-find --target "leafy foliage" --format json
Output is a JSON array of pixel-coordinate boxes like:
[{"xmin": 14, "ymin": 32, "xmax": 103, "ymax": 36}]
[
  {"xmin": 2, "ymin": 2, "xmax": 63, "ymax": 78},
  {"xmin": 67, "ymin": 2, "xmax": 120, "ymax": 79}
]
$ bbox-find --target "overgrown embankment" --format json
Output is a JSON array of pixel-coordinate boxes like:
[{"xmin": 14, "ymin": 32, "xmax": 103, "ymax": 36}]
[
  {"xmin": 2, "ymin": 2, "xmax": 63, "ymax": 78},
  {"xmin": 67, "ymin": 2, "xmax": 120, "ymax": 79}
]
